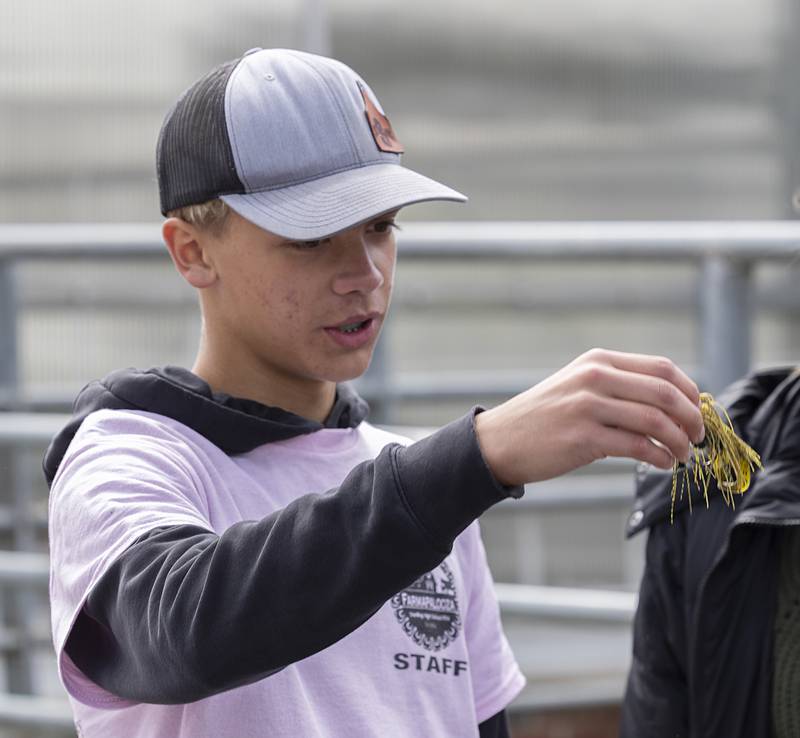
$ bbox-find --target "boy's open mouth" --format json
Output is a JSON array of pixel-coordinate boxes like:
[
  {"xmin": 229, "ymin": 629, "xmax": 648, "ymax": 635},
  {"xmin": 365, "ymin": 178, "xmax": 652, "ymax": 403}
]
[
  {"xmin": 323, "ymin": 315, "xmax": 379, "ymax": 348},
  {"xmin": 337, "ymin": 319, "xmax": 371, "ymax": 334}
]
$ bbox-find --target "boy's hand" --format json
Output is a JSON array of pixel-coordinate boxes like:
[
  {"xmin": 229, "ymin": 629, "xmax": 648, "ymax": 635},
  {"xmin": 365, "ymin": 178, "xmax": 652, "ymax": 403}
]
[{"xmin": 474, "ymin": 348, "xmax": 705, "ymax": 487}]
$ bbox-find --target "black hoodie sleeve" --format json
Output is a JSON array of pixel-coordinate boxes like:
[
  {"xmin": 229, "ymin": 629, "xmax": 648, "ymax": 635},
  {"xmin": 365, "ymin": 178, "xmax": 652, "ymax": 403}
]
[
  {"xmin": 478, "ymin": 709, "xmax": 511, "ymax": 738},
  {"xmin": 63, "ymin": 410, "xmax": 522, "ymax": 704}
]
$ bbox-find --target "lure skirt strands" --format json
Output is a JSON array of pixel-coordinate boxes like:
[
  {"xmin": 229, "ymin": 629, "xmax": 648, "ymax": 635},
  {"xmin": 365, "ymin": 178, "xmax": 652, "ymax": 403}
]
[{"xmin": 670, "ymin": 392, "xmax": 763, "ymax": 523}]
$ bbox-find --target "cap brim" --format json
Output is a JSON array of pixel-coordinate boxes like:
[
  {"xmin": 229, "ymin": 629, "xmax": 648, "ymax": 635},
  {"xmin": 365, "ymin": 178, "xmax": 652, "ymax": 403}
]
[{"xmin": 220, "ymin": 163, "xmax": 467, "ymax": 240}]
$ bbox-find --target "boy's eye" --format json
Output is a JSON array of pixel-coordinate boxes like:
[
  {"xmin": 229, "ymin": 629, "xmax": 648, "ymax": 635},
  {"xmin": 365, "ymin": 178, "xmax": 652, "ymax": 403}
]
[
  {"xmin": 372, "ymin": 220, "xmax": 400, "ymax": 234},
  {"xmin": 287, "ymin": 220, "xmax": 398, "ymax": 249},
  {"xmin": 290, "ymin": 239, "xmax": 323, "ymax": 250}
]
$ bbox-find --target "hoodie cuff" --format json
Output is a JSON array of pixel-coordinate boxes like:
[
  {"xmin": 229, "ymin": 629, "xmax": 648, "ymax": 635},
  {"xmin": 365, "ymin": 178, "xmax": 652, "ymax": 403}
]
[{"xmin": 392, "ymin": 407, "xmax": 524, "ymax": 550}]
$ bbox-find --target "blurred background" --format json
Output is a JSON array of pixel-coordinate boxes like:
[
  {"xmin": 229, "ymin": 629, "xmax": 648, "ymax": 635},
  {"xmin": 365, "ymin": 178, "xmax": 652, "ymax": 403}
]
[{"xmin": 1, "ymin": 0, "xmax": 800, "ymax": 736}]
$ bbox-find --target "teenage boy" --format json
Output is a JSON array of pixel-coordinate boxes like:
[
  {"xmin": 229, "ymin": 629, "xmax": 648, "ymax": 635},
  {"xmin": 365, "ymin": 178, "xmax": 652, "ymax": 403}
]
[{"xmin": 47, "ymin": 48, "xmax": 705, "ymax": 738}]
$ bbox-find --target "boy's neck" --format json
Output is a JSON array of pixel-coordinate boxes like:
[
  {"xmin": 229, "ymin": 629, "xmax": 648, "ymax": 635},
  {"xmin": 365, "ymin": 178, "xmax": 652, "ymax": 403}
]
[{"xmin": 191, "ymin": 355, "xmax": 337, "ymax": 424}]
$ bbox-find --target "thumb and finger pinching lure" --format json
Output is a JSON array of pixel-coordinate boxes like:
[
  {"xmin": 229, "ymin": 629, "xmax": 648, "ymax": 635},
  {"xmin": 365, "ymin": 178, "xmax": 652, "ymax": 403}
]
[{"xmin": 670, "ymin": 393, "xmax": 763, "ymax": 523}]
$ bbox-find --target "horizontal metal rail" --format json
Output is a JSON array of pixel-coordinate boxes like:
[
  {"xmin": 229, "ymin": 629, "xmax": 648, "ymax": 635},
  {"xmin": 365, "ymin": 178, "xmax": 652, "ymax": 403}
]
[
  {"xmin": 0, "ymin": 550, "xmax": 49, "ymax": 586},
  {"xmin": 1, "ymin": 220, "xmax": 800, "ymax": 259},
  {"xmin": 1, "ymin": 220, "xmax": 799, "ymax": 405},
  {"xmin": 398, "ymin": 221, "xmax": 800, "ymax": 259},
  {"xmin": 0, "ymin": 693, "xmax": 74, "ymax": 730},
  {"xmin": 508, "ymin": 681, "xmax": 627, "ymax": 713},
  {"xmin": 0, "ymin": 413, "xmax": 70, "ymax": 444},
  {"xmin": 496, "ymin": 583, "xmax": 636, "ymax": 622}
]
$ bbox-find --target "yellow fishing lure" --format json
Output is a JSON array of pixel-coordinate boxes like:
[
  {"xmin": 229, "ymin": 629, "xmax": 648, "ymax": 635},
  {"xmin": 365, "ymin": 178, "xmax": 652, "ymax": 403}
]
[{"xmin": 670, "ymin": 392, "xmax": 763, "ymax": 523}]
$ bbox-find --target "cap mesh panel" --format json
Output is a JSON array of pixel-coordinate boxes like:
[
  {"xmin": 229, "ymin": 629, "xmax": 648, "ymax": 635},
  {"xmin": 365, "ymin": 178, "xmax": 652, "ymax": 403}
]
[{"xmin": 157, "ymin": 59, "xmax": 244, "ymax": 214}]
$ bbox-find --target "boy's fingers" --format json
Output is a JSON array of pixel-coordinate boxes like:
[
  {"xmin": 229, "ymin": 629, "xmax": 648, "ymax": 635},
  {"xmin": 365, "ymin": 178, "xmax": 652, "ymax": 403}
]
[
  {"xmin": 593, "ymin": 426, "xmax": 674, "ymax": 470},
  {"xmin": 586, "ymin": 363, "xmax": 704, "ymax": 444},
  {"xmin": 593, "ymin": 397, "xmax": 691, "ymax": 463},
  {"xmin": 601, "ymin": 350, "xmax": 701, "ymax": 406}
]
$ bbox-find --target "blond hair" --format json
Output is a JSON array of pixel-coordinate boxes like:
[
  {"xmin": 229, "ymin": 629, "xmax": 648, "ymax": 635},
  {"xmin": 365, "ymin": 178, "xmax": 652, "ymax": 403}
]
[{"xmin": 167, "ymin": 199, "xmax": 231, "ymax": 233}]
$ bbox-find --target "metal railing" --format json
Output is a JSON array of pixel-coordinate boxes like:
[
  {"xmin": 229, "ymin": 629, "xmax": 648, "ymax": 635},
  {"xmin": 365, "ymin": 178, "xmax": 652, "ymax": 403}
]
[
  {"xmin": 2, "ymin": 221, "xmax": 800, "ymax": 410},
  {"xmin": 1, "ymin": 220, "xmax": 799, "ymax": 731}
]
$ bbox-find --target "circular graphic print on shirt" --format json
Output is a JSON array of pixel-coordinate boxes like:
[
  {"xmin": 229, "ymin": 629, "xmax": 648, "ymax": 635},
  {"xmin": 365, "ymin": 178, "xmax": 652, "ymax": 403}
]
[{"xmin": 390, "ymin": 562, "xmax": 461, "ymax": 651}]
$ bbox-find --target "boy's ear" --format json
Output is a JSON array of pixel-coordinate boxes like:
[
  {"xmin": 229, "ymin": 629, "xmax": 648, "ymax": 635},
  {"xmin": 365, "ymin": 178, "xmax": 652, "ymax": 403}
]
[{"xmin": 162, "ymin": 218, "xmax": 218, "ymax": 289}]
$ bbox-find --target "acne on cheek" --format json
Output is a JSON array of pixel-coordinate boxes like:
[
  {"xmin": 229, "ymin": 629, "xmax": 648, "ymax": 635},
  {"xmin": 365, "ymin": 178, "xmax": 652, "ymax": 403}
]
[
  {"xmin": 277, "ymin": 290, "xmax": 302, "ymax": 324},
  {"xmin": 282, "ymin": 289, "xmax": 301, "ymax": 309},
  {"xmin": 244, "ymin": 277, "xmax": 288, "ymax": 311},
  {"xmin": 256, "ymin": 288, "xmax": 303, "ymax": 330}
]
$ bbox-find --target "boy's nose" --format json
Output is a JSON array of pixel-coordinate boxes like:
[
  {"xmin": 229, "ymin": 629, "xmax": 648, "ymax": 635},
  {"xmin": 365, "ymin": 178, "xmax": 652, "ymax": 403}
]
[{"xmin": 331, "ymin": 235, "xmax": 385, "ymax": 295}]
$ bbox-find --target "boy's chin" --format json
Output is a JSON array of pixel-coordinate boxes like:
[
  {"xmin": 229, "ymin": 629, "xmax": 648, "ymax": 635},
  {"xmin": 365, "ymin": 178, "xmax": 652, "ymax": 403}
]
[{"xmin": 321, "ymin": 354, "xmax": 374, "ymax": 384}]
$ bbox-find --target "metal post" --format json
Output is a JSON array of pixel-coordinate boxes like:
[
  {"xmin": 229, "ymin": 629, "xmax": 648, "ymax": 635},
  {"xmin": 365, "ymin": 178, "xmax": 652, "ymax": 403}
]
[
  {"xmin": 0, "ymin": 258, "xmax": 29, "ymax": 695},
  {"xmin": 0, "ymin": 259, "xmax": 18, "ymax": 408},
  {"xmin": 299, "ymin": 0, "xmax": 331, "ymax": 57},
  {"xmin": 12, "ymin": 449, "xmax": 37, "ymax": 553},
  {"xmin": 515, "ymin": 514, "xmax": 546, "ymax": 584},
  {"xmin": 4, "ymin": 448, "xmax": 38, "ymax": 696},
  {"xmin": 699, "ymin": 254, "xmax": 752, "ymax": 395}
]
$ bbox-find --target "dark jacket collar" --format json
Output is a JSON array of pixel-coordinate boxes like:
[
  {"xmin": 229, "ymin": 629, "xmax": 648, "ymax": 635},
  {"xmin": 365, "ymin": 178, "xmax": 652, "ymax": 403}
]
[
  {"xmin": 627, "ymin": 366, "xmax": 800, "ymax": 536},
  {"xmin": 43, "ymin": 366, "xmax": 370, "ymax": 486}
]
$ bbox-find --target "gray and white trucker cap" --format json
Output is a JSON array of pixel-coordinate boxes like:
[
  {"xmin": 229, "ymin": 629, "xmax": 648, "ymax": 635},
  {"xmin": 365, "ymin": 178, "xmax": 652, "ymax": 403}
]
[{"xmin": 157, "ymin": 48, "xmax": 466, "ymax": 239}]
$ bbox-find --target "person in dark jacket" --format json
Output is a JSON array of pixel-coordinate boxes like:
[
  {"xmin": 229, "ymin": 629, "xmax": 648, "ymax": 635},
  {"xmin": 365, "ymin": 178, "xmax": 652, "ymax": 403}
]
[{"xmin": 621, "ymin": 366, "xmax": 800, "ymax": 738}]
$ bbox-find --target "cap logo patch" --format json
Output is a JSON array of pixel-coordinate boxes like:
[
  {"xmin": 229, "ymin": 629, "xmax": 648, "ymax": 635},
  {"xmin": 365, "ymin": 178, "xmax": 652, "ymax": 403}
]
[{"xmin": 358, "ymin": 82, "xmax": 404, "ymax": 154}]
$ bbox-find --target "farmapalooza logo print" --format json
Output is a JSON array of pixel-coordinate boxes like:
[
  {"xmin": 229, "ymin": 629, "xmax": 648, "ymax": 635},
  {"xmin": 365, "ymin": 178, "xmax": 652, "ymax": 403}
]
[{"xmin": 391, "ymin": 562, "xmax": 461, "ymax": 650}]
